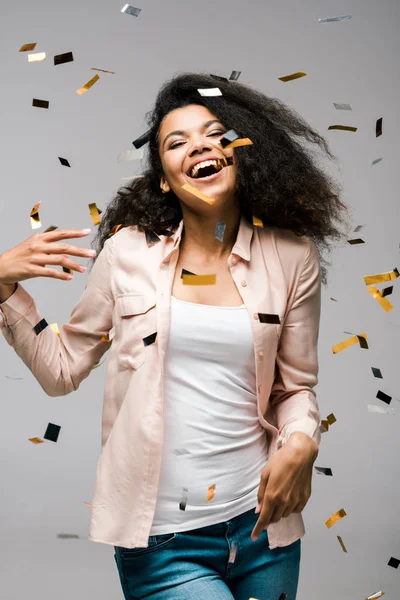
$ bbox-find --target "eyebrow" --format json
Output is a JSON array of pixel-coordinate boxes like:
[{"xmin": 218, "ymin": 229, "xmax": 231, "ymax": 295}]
[{"xmin": 162, "ymin": 119, "xmax": 222, "ymax": 148}]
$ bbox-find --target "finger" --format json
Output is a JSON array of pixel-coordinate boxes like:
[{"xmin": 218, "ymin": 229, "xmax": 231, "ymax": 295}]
[
  {"xmin": 251, "ymin": 502, "xmax": 274, "ymax": 540},
  {"xmin": 42, "ymin": 228, "xmax": 92, "ymax": 241}
]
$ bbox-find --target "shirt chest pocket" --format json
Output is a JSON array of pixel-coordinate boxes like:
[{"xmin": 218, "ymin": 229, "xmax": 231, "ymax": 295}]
[{"xmin": 115, "ymin": 294, "xmax": 157, "ymax": 371}]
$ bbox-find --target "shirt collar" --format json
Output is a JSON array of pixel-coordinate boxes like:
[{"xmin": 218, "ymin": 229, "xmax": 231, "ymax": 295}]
[{"xmin": 168, "ymin": 215, "xmax": 253, "ymax": 262}]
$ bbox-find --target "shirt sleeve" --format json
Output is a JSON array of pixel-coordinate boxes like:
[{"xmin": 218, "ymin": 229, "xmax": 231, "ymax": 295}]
[
  {"xmin": 0, "ymin": 236, "xmax": 115, "ymax": 397},
  {"xmin": 269, "ymin": 237, "xmax": 322, "ymax": 450}
]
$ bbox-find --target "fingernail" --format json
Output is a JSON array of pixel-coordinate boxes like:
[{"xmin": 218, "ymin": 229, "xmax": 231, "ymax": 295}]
[{"xmin": 255, "ymin": 503, "xmax": 261, "ymax": 514}]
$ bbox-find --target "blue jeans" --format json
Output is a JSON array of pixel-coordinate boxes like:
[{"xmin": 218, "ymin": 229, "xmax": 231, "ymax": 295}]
[{"xmin": 114, "ymin": 507, "xmax": 301, "ymax": 599}]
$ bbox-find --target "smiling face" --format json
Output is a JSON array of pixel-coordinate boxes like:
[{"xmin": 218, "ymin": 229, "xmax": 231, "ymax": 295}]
[{"xmin": 158, "ymin": 104, "xmax": 238, "ymax": 214}]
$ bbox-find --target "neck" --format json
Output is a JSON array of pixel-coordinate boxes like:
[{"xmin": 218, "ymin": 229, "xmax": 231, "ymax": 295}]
[{"xmin": 179, "ymin": 207, "xmax": 241, "ymax": 262}]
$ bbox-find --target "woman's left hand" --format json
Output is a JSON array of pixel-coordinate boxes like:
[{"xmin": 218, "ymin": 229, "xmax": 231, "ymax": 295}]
[{"xmin": 251, "ymin": 433, "xmax": 318, "ymax": 541}]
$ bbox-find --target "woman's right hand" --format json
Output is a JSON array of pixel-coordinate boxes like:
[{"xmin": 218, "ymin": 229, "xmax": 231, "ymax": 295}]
[{"xmin": 0, "ymin": 229, "xmax": 97, "ymax": 285}]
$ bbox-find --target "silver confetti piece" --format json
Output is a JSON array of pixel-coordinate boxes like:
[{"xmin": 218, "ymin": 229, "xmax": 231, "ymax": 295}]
[
  {"xmin": 197, "ymin": 88, "xmax": 222, "ymax": 97},
  {"xmin": 318, "ymin": 15, "xmax": 352, "ymax": 23},
  {"xmin": 229, "ymin": 71, "xmax": 241, "ymax": 81},
  {"xmin": 372, "ymin": 158, "xmax": 383, "ymax": 166},
  {"xmin": 121, "ymin": 4, "xmax": 141, "ymax": 16},
  {"xmin": 333, "ymin": 103, "xmax": 352, "ymax": 110},
  {"xmin": 57, "ymin": 533, "xmax": 80, "ymax": 539},
  {"xmin": 215, "ymin": 221, "xmax": 226, "ymax": 242},
  {"xmin": 368, "ymin": 404, "xmax": 395, "ymax": 415},
  {"xmin": 117, "ymin": 149, "xmax": 144, "ymax": 162}
]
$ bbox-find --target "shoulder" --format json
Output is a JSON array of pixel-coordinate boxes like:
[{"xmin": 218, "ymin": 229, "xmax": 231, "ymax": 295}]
[{"xmin": 258, "ymin": 224, "xmax": 311, "ymax": 256}]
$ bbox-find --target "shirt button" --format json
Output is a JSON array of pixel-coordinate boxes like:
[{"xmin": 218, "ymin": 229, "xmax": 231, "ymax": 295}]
[
  {"xmin": 253, "ymin": 313, "xmax": 259, "ymax": 320},
  {"xmin": 258, "ymin": 351, "xmax": 263, "ymax": 359},
  {"xmin": 258, "ymin": 384, "xmax": 262, "ymax": 393},
  {"xmin": 241, "ymin": 280, "xmax": 247, "ymax": 287}
]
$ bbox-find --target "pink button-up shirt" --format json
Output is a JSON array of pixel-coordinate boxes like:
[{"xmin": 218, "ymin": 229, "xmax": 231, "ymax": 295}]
[{"xmin": 0, "ymin": 215, "xmax": 322, "ymax": 549}]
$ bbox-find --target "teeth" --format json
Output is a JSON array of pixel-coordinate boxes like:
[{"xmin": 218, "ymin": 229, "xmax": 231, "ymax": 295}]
[{"xmin": 190, "ymin": 159, "xmax": 220, "ymax": 178}]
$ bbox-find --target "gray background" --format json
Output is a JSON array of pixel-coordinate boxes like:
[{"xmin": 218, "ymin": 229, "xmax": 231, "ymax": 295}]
[{"xmin": 1, "ymin": 0, "xmax": 399, "ymax": 598}]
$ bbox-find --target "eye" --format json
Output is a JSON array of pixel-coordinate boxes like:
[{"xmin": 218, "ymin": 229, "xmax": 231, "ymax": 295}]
[{"xmin": 169, "ymin": 130, "xmax": 226, "ymax": 150}]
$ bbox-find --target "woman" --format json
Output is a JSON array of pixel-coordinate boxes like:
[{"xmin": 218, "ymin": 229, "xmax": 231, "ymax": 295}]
[{"xmin": 0, "ymin": 72, "xmax": 350, "ymax": 599}]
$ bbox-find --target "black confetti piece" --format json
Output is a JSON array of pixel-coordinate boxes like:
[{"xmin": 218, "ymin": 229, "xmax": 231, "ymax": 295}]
[
  {"xmin": 59, "ymin": 157, "xmax": 71, "ymax": 167},
  {"xmin": 181, "ymin": 269, "xmax": 196, "ymax": 278},
  {"xmin": 258, "ymin": 313, "xmax": 281, "ymax": 325},
  {"xmin": 44, "ymin": 422, "xmax": 61, "ymax": 443},
  {"xmin": 33, "ymin": 318, "xmax": 49, "ymax": 335},
  {"xmin": 32, "ymin": 99, "xmax": 49, "ymax": 109},
  {"xmin": 371, "ymin": 367, "xmax": 383, "ymax": 379},
  {"xmin": 220, "ymin": 129, "xmax": 240, "ymax": 149},
  {"xmin": 132, "ymin": 130, "xmax": 151, "ymax": 149},
  {"xmin": 143, "ymin": 332, "xmax": 157, "ymax": 347},
  {"xmin": 388, "ymin": 557, "xmax": 400, "ymax": 569},
  {"xmin": 145, "ymin": 231, "xmax": 161, "ymax": 245},
  {"xmin": 54, "ymin": 51, "xmax": 74, "ymax": 66},
  {"xmin": 377, "ymin": 390, "xmax": 392, "ymax": 405}
]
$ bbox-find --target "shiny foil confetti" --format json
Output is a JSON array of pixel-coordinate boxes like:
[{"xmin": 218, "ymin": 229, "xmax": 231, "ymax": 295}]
[
  {"xmin": 206, "ymin": 484, "xmax": 216, "ymax": 503},
  {"xmin": 278, "ymin": 71, "xmax": 307, "ymax": 82},
  {"xmin": 20, "ymin": 42, "xmax": 37, "ymax": 52},
  {"xmin": 376, "ymin": 118, "xmax": 383, "ymax": 137},
  {"xmin": 347, "ymin": 238, "xmax": 365, "ymax": 245},
  {"xmin": 117, "ymin": 149, "xmax": 144, "ymax": 161},
  {"xmin": 327, "ymin": 413, "xmax": 336, "ymax": 425},
  {"xmin": 334, "ymin": 103, "xmax": 352, "ymax": 110},
  {"xmin": 121, "ymin": 4, "xmax": 142, "ymax": 16},
  {"xmin": 215, "ymin": 221, "xmax": 226, "ymax": 242},
  {"xmin": 371, "ymin": 367, "xmax": 383, "ymax": 379},
  {"xmin": 54, "ymin": 51, "xmax": 74, "ymax": 66},
  {"xmin": 59, "ymin": 157, "xmax": 71, "ymax": 167},
  {"xmin": 315, "ymin": 467, "xmax": 333, "ymax": 476},
  {"xmin": 145, "ymin": 231, "xmax": 161, "ymax": 245},
  {"xmin": 328, "ymin": 125, "xmax": 358, "ymax": 132},
  {"xmin": 197, "ymin": 88, "xmax": 222, "ymax": 96},
  {"xmin": 366, "ymin": 286, "xmax": 394, "ymax": 312},
  {"xmin": 143, "ymin": 332, "xmax": 157, "ymax": 346},
  {"xmin": 388, "ymin": 557, "xmax": 400, "ymax": 569},
  {"xmin": 210, "ymin": 74, "xmax": 228, "ymax": 82},
  {"xmin": 258, "ymin": 313, "xmax": 280, "ymax": 324},
  {"xmin": 332, "ymin": 333, "xmax": 368, "ymax": 354},
  {"xmin": 318, "ymin": 15, "xmax": 352, "ymax": 23},
  {"xmin": 228, "ymin": 542, "xmax": 237, "ymax": 563},
  {"xmin": 132, "ymin": 130, "xmax": 151, "ymax": 149},
  {"xmin": 57, "ymin": 533, "xmax": 80, "ymax": 539},
  {"xmin": 253, "ymin": 216, "xmax": 264, "ymax": 227},
  {"xmin": 29, "ymin": 437, "xmax": 44, "ymax": 444},
  {"xmin": 76, "ymin": 74, "xmax": 100, "ymax": 95},
  {"xmin": 181, "ymin": 269, "xmax": 196, "ymax": 278},
  {"xmin": 179, "ymin": 487, "xmax": 189, "ymax": 511},
  {"xmin": 32, "ymin": 98, "xmax": 49, "ymax": 109},
  {"xmin": 109, "ymin": 224, "xmax": 123, "ymax": 237},
  {"xmin": 325, "ymin": 508, "xmax": 346, "ymax": 528},
  {"xmin": 219, "ymin": 129, "xmax": 239, "ymax": 148},
  {"xmin": 364, "ymin": 268, "xmax": 399, "ymax": 285},
  {"xmin": 30, "ymin": 202, "xmax": 41, "ymax": 229},
  {"xmin": 89, "ymin": 203, "xmax": 102, "ymax": 226},
  {"xmin": 181, "ymin": 183, "xmax": 216, "ymax": 205},
  {"xmin": 28, "ymin": 52, "xmax": 46, "ymax": 62},
  {"xmin": 44, "ymin": 423, "xmax": 61, "ymax": 442},
  {"xmin": 100, "ymin": 331, "xmax": 114, "ymax": 343},
  {"xmin": 366, "ymin": 592, "xmax": 385, "ymax": 599},
  {"xmin": 229, "ymin": 71, "xmax": 241, "ymax": 81},
  {"xmin": 91, "ymin": 68, "xmax": 116, "ymax": 74},
  {"xmin": 34, "ymin": 318, "xmax": 48, "ymax": 335},
  {"xmin": 219, "ymin": 136, "xmax": 253, "ymax": 149},
  {"xmin": 182, "ymin": 274, "xmax": 216, "ymax": 286},
  {"xmin": 368, "ymin": 405, "xmax": 395, "ymax": 415},
  {"xmin": 337, "ymin": 536, "xmax": 348, "ymax": 552},
  {"xmin": 83, "ymin": 502, "xmax": 94, "ymax": 508},
  {"xmin": 372, "ymin": 158, "xmax": 383, "ymax": 166}
]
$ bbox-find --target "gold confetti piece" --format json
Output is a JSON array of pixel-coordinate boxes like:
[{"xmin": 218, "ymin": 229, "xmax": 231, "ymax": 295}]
[
  {"xmin": 332, "ymin": 333, "xmax": 368, "ymax": 354},
  {"xmin": 182, "ymin": 274, "xmax": 216, "ymax": 286},
  {"xmin": 320, "ymin": 420, "xmax": 330, "ymax": 432},
  {"xmin": 337, "ymin": 536, "xmax": 348, "ymax": 552},
  {"xmin": 328, "ymin": 125, "xmax": 358, "ymax": 132},
  {"xmin": 220, "ymin": 137, "xmax": 253, "ymax": 149},
  {"xmin": 110, "ymin": 224, "xmax": 123, "ymax": 237},
  {"xmin": 278, "ymin": 71, "xmax": 307, "ymax": 82},
  {"xmin": 181, "ymin": 183, "xmax": 216, "ymax": 205},
  {"xmin": 228, "ymin": 542, "xmax": 237, "ymax": 563},
  {"xmin": 101, "ymin": 330, "xmax": 114, "ymax": 343},
  {"xmin": 368, "ymin": 405, "xmax": 395, "ymax": 415},
  {"xmin": 334, "ymin": 103, "xmax": 352, "ymax": 110},
  {"xmin": 366, "ymin": 285, "xmax": 394, "ymax": 312},
  {"xmin": 32, "ymin": 98, "xmax": 49, "ymax": 109},
  {"xmin": 49, "ymin": 323, "xmax": 60, "ymax": 337},
  {"xmin": 325, "ymin": 508, "xmax": 346, "ymax": 529},
  {"xmin": 197, "ymin": 88, "xmax": 222, "ymax": 96},
  {"xmin": 326, "ymin": 413, "xmax": 336, "ymax": 425},
  {"xmin": 30, "ymin": 202, "xmax": 41, "ymax": 229},
  {"xmin": 29, "ymin": 437, "xmax": 44, "ymax": 444},
  {"xmin": 206, "ymin": 484, "xmax": 216, "ymax": 503},
  {"xmin": 88, "ymin": 203, "xmax": 102, "ymax": 226},
  {"xmin": 91, "ymin": 68, "xmax": 116, "ymax": 74},
  {"xmin": 76, "ymin": 74, "xmax": 100, "ymax": 95},
  {"xmin": 366, "ymin": 592, "xmax": 385, "ymax": 600},
  {"xmin": 117, "ymin": 149, "xmax": 144, "ymax": 162},
  {"xmin": 376, "ymin": 118, "xmax": 383, "ymax": 137},
  {"xmin": 121, "ymin": 4, "xmax": 142, "ymax": 16},
  {"xmin": 253, "ymin": 216, "xmax": 264, "ymax": 227},
  {"xmin": 19, "ymin": 42, "xmax": 37, "ymax": 52},
  {"xmin": 83, "ymin": 502, "xmax": 94, "ymax": 508},
  {"xmin": 364, "ymin": 268, "xmax": 399, "ymax": 285},
  {"xmin": 318, "ymin": 15, "xmax": 352, "ymax": 23},
  {"xmin": 28, "ymin": 52, "xmax": 46, "ymax": 62}
]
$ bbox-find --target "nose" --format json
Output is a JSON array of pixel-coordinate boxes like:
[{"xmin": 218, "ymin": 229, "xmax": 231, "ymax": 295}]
[{"xmin": 188, "ymin": 136, "xmax": 214, "ymax": 157}]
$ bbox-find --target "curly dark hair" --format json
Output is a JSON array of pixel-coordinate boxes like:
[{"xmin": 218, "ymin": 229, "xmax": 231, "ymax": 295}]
[{"xmin": 90, "ymin": 72, "xmax": 352, "ymax": 285}]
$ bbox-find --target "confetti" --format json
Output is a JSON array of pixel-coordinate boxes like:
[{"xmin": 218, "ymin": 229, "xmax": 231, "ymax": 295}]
[
  {"xmin": 121, "ymin": 4, "xmax": 142, "ymax": 16},
  {"xmin": 221, "ymin": 138, "xmax": 253, "ymax": 149},
  {"xmin": 371, "ymin": 367, "xmax": 383, "ymax": 379},
  {"xmin": 253, "ymin": 216, "xmax": 264, "ymax": 227},
  {"xmin": 326, "ymin": 413, "xmax": 336, "ymax": 425},
  {"xmin": 368, "ymin": 405, "xmax": 395, "ymax": 415},
  {"xmin": 117, "ymin": 149, "xmax": 144, "ymax": 162},
  {"xmin": 179, "ymin": 487, "xmax": 188, "ymax": 511},
  {"xmin": 388, "ymin": 557, "xmax": 400, "ymax": 569},
  {"xmin": 28, "ymin": 52, "xmax": 46, "ymax": 62},
  {"xmin": 325, "ymin": 508, "xmax": 346, "ymax": 528},
  {"xmin": 366, "ymin": 592, "xmax": 385, "ymax": 599},
  {"xmin": 347, "ymin": 237, "xmax": 365, "ymax": 245},
  {"xmin": 132, "ymin": 130, "xmax": 151, "ymax": 149},
  {"xmin": 83, "ymin": 502, "xmax": 94, "ymax": 508},
  {"xmin": 376, "ymin": 118, "xmax": 383, "ymax": 137},
  {"xmin": 30, "ymin": 202, "xmax": 41, "ymax": 229},
  {"xmin": 88, "ymin": 202, "xmax": 102, "ymax": 226},
  {"xmin": 372, "ymin": 158, "xmax": 383, "ymax": 166},
  {"xmin": 19, "ymin": 43, "xmax": 36, "ymax": 52},
  {"xmin": 91, "ymin": 68, "xmax": 116, "ymax": 74},
  {"xmin": 54, "ymin": 51, "xmax": 74, "ymax": 66},
  {"xmin": 76, "ymin": 74, "xmax": 100, "ymax": 95},
  {"xmin": 182, "ymin": 274, "xmax": 216, "ymax": 286},
  {"xmin": 337, "ymin": 536, "xmax": 348, "ymax": 552},
  {"xmin": 143, "ymin": 332, "xmax": 157, "ymax": 346},
  {"xmin": 258, "ymin": 313, "xmax": 280, "ymax": 324},
  {"xmin": 34, "ymin": 318, "xmax": 49, "ymax": 336},
  {"xmin": 172, "ymin": 448, "xmax": 190, "ymax": 456},
  {"xmin": 318, "ymin": 15, "xmax": 352, "ymax": 23},
  {"xmin": 363, "ymin": 267, "xmax": 399, "ymax": 285},
  {"xmin": 181, "ymin": 183, "xmax": 216, "ymax": 205},
  {"xmin": 44, "ymin": 423, "xmax": 61, "ymax": 443},
  {"xmin": 57, "ymin": 533, "xmax": 80, "ymax": 539},
  {"xmin": 28, "ymin": 437, "xmax": 44, "ymax": 444},
  {"xmin": 197, "ymin": 88, "xmax": 222, "ymax": 97},
  {"xmin": 229, "ymin": 71, "xmax": 241, "ymax": 81},
  {"xmin": 328, "ymin": 125, "xmax": 358, "ymax": 132},
  {"xmin": 145, "ymin": 231, "xmax": 161, "ymax": 245},
  {"xmin": 366, "ymin": 285, "xmax": 394, "ymax": 312},
  {"xmin": 219, "ymin": 129, "xmax": 240, "ymax": 148},
  {"xmin": 181, "ymin": 269, "xmax": 196, "ymax": 278},
  {"xmin": 32, "ymin": 98, "xmax": 49, "ymax": 109},
  {"xmin": 215, "ymin": 221, "xmax": 226, "ymax": 242},
  {"xmin": 59, "ymin": 157, "xmax": 71, "ymax": 167},
  {"xmin": 332, "ymin": 333, "xmax": 368, "ymax": 354},
  {"xmin": 278, "ymin": 71, "xmax": 307, "ymax": 83},
  {"xmin": 315, "ymin": 467, "xmax": 333, "ymax": 476},
  {"xmin": 209, "ymin": 74, "xmax": 228, "ymax": 83},
  {"xmin": 206, "ymin": 484, "xmax": 216, "ymax": 503},
  {"xmin": 333, "ymin": 103, "xmax": 352, "ymax": 110}
]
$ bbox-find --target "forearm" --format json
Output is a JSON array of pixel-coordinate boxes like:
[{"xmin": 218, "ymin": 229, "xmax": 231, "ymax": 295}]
[
  {"xmin": 285, "ymin": 431, "xmax": 319, "ymax": 460},
  {"xmin": 0, "ymin": 283, "xmax": 17, "ymax": 303}
]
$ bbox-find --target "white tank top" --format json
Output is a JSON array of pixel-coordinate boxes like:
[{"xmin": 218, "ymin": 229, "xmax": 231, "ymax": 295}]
[{"xmin": 150, "ymin": 296, "xmax": 270, "ymax": 534}]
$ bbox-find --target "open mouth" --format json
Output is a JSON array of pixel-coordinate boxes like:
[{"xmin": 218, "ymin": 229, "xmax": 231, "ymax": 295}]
[{"xmin": 187, "ymin": 159, "xmax": 223, "ymax": 179}]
